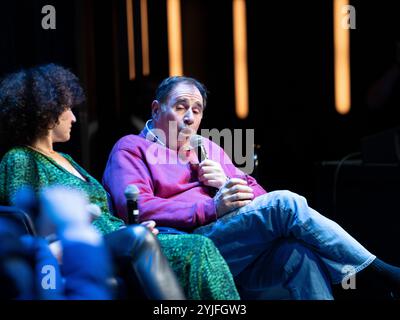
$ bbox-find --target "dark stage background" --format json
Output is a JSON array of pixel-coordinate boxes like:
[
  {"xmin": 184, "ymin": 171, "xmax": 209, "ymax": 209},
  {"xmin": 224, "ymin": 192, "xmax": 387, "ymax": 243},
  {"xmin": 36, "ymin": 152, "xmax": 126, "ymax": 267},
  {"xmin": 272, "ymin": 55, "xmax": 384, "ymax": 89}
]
[{"xmin": 1, "ymin": 0, "xmax": 400, "ymax": 265}]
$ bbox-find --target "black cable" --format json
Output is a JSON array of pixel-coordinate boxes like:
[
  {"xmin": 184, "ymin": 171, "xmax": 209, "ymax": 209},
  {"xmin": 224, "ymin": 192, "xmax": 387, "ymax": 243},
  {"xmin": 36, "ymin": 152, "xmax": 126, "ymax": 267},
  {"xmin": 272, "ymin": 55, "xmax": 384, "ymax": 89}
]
[{"xmin": 332, "ymin": 152, "xmax": 362, "ymax": 217}]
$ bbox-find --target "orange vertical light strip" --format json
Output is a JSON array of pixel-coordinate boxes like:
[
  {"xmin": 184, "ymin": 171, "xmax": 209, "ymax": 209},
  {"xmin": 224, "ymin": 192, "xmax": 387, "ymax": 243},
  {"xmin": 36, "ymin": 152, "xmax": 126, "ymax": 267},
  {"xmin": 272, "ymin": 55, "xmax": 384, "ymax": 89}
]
[
  {"xmin": 140, "ymin": 0, "xmax": 150, "ymax": 76},
  {"xmin": 167, "ymin": 0, "xmax": 183, "ymax": 76},
  {"xmin": 126, "ymin": 0, "xmax": 136, "ymax": 80},
  {"xmin": 233, "ymin": 0, "xmax": 249, "ymax": 119},
  {"xmin": 334, "ymin": 0, "xmax": 351, "ymax": 115}
]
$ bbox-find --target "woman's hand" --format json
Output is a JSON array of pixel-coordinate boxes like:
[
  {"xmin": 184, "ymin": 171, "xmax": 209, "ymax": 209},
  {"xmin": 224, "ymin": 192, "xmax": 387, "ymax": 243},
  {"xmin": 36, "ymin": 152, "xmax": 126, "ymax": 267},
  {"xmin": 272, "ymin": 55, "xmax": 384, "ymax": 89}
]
[{"xmin": 140, "ymin": 220, "xmax": 159, "ymax": 236}]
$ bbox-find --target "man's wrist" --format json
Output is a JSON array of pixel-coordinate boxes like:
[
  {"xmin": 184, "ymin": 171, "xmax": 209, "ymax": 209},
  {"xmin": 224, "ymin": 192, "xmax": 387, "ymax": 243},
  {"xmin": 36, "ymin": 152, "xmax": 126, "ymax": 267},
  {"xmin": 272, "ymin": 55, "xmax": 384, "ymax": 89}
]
[{"xmin": 217, "ymin": 175, "xmax": 230, "ymax": 190}]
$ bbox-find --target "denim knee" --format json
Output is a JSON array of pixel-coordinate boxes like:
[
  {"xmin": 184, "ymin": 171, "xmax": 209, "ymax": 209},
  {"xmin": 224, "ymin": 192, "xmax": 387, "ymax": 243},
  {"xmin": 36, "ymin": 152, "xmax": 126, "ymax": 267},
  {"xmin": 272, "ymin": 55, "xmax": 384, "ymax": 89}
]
[
  {"xmin": 264, "ymin": 190, "xmax": 307, "ymax": 209},
  {"xmin": 250, "ymin": 190, "xmax": 307, "ymax": 222}
]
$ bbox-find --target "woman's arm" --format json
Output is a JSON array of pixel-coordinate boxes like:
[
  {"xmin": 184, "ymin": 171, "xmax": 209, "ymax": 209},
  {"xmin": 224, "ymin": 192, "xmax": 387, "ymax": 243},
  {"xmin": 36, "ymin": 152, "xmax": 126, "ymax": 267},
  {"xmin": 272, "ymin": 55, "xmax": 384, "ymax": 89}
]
[{"xmin": 0, "ymin": 149, "xmax": 44, "ymax": 205}]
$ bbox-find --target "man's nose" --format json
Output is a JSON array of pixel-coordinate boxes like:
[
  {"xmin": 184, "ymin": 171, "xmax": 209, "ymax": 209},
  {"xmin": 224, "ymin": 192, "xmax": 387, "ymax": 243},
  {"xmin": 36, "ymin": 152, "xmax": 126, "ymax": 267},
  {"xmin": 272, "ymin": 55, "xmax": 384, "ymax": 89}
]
[{"xmin": 183, "ymin": 109, "xmax": 194, "ymax": 125}]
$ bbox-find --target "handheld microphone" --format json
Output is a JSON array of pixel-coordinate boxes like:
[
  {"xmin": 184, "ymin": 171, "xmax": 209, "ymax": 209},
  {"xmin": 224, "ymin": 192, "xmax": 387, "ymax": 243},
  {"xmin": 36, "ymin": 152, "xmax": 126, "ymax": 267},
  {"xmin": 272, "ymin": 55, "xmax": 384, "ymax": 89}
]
[
  {"xmin": 190, "ymin": 135, "xmax": 218, "ymax": 196},
  {"xmin": 190, "ymin": 134, "xmax": 208, "ymax": 163},
  {"xmin": 124, "ymin": 184, "xmax": 140, "ymax": 225}
]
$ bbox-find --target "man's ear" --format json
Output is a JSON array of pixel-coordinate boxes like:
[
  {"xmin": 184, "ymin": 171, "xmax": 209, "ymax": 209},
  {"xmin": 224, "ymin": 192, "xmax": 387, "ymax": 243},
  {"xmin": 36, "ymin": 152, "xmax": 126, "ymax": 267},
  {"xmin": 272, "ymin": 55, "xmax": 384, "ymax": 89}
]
[{"xmin": 151, "ymin": 100, "xmax": 161, "ymax": 120}]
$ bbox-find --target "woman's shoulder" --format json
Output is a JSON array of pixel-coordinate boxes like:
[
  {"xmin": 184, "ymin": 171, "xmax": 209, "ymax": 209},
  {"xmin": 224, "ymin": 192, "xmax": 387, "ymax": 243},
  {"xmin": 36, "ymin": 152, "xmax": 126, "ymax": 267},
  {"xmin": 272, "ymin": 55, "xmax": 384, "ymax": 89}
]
[
  {"xmin": 0, "ymin": 147, "xmax": 40, "ymax": 181},
  {"xmin": 1, "ymin": 146, "xmax": 37, "ymax": 164}
]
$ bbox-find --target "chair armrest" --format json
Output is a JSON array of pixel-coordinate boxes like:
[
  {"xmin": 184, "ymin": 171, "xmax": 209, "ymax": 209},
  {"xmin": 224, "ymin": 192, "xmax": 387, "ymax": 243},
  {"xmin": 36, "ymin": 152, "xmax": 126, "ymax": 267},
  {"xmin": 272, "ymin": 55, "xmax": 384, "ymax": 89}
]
[{"xmin": 0, "ymin": 206, "xmax": 37, "ymax": 236}]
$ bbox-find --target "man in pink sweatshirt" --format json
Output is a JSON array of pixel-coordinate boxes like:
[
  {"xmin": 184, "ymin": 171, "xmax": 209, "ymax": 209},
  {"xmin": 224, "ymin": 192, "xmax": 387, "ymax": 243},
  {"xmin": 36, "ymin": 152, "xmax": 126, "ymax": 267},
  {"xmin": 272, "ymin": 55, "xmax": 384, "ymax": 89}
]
[{"xmin": 103, "ymin": 76, "xmax": 400, "ymax": 299}]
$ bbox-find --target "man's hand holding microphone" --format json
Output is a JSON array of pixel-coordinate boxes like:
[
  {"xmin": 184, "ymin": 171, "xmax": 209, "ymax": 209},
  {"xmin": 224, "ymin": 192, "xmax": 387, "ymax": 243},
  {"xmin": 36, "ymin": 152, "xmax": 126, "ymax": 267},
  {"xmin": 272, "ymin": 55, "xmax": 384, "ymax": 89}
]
[
  {"xmin": 198, "ymin": 158, "xmax": 254, "ymax": 218},
  {"xmin": 191, "ymin": 134, "xmax": 254, "ymax": 218}
]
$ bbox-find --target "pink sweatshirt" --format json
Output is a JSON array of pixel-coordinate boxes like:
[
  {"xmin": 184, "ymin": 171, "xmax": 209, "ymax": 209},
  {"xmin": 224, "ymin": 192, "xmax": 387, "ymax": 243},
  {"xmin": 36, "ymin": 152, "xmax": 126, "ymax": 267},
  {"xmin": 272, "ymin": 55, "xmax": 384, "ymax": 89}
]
[{"xmin": 102, "ymin": 129, "xmax": 267, "ymax": 230}]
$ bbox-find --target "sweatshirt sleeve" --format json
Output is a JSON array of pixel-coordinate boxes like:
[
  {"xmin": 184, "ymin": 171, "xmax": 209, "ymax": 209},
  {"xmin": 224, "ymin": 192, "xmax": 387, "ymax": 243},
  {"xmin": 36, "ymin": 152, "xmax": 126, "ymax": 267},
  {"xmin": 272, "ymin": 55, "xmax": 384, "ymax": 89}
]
[{"xmin": 102, "ymin": 148, "xmax": 217, "ymax": 230}]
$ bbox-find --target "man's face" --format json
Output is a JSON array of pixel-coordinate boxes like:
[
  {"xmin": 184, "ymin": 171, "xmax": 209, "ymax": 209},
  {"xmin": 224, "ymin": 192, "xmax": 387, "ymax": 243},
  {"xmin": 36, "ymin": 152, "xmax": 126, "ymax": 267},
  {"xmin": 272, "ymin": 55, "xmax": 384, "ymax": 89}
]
[{"xmin": 153, "ymin": 83, "xmax": 204, "ymax": 150}]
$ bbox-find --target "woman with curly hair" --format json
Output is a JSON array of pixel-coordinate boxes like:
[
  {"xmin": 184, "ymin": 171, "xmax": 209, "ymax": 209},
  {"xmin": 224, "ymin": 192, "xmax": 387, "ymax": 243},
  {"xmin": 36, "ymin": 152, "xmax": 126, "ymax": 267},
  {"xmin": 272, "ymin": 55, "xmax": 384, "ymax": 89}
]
[{"xmin": 0, "ymin": 64, "xmax": 240, "ymax": 300}]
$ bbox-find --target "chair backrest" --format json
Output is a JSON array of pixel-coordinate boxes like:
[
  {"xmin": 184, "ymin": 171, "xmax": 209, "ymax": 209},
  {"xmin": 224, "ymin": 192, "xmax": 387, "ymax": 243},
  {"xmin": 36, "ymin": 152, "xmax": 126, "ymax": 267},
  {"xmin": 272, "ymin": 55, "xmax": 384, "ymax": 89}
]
[
  {"xmin": 105, "ymin": 191, "xmax": 116, "ymax": 217},
  {"xmin": 0, "ymin": 206, "xmax": 37, "ymax": 236}
]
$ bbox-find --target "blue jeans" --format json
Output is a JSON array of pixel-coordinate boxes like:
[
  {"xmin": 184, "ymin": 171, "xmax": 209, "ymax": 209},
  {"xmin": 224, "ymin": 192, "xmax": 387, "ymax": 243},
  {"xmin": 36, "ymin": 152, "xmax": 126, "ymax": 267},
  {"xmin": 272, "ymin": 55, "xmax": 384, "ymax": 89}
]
[{"xmin": 193, "ymin": 190, "xmax": 376, "ymax": 300}]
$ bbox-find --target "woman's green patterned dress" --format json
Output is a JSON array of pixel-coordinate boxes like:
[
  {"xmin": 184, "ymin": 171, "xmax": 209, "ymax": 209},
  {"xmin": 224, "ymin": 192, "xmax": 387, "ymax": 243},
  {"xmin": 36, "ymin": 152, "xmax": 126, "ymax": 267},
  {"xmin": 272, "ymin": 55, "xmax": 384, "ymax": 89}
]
[{"xmin": 0, "ymin": 147, "xmax": 240, "ymax": 300}]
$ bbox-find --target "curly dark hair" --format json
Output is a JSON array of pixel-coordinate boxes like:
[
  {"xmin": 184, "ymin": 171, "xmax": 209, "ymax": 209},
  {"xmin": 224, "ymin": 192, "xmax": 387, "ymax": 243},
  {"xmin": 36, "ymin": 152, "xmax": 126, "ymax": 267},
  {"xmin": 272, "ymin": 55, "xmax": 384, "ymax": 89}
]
[{"xmin": 0, "ymin": 63, "xmax": 85, "ymax": 147}]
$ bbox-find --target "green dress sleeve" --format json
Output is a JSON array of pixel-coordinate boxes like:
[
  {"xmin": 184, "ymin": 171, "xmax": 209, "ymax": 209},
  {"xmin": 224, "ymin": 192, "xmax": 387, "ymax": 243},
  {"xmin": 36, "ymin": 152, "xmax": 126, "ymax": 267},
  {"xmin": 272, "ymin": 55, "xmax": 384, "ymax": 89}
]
[{"xmin": 0, "ymin": 148, "xmax": 48, "ymax": 205}]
